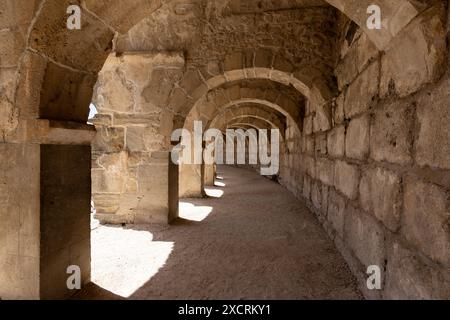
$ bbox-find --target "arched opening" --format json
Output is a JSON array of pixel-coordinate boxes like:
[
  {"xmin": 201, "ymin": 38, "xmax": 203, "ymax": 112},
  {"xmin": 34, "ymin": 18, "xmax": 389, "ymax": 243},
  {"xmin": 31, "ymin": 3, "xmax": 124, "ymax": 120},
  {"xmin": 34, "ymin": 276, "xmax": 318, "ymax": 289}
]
[{"xmin": 1, "ymin": 0, "xmax": 449, "ymax": 300}]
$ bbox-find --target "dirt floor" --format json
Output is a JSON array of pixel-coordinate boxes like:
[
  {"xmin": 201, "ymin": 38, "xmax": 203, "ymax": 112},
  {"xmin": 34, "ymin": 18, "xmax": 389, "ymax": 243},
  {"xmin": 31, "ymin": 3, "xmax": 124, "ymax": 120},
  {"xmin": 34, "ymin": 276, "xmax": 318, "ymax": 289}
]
[{"xmin": 76, "ymin": 165, "xmax": 362, "ymax": 300}]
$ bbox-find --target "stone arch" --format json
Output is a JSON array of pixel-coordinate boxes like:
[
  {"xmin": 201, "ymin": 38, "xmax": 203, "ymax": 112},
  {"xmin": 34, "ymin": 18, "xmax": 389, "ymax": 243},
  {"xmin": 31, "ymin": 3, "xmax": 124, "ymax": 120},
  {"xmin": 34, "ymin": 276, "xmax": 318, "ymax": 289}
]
[
  {"xmin": 2, "ymin": 0, "xmax": 448, "ymax": 300},
  {"xmin": 324, "ymin": 0, "xmax": 425, "ymax": 50},
  {"xmin": 182, "ymin": 81, "xmax": 306, "ymax": 134},
  {"xmin": 225, "ymin": 117, "xmax": 277, "ymax": 132},
  {"xmin": 180, "ymin": 93, "xmax": 297, "ymax": 198},
  {"xmin": 208, "ymin": 107, "xmax": 287, "ymax": 140},
  {"xmin": 170, "ymin": 50, "xmax": 332, "ymax": 130}
]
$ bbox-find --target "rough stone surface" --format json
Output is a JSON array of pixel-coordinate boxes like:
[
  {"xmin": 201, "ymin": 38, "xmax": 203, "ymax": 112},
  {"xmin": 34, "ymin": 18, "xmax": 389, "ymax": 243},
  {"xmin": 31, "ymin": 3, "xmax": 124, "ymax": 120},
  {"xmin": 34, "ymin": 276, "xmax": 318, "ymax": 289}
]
[
  {"xmin": 359, "ymin": 167, "xmax": 402, "ymax": 232},
  {"xmin": 344, "ymin": 61, "xmax": 379, "ymax": 118},
  {"xmin": 345, "ymin": 115, "xmax": 370, "ymax": 160},
  {"xmin": 334, "ymin": 161, "xmax": 360, "ymax": 200},
  {"xmin": 415, "ymin": 78, "xmax": 450, "ymax": 169},
  {"xmin": 344, "ymin": 206, "xmax": 385, "ymax": 269},
  {"xmin": 370, "ymin": 100, "xmax": 414, "ymax": 165},
  {"xmin": 1, "ymin": 0, "xmax": 450, "ymax": 301},
  {"xmin": 327, "ymin": 125, "xmax": 345, "ymax": 158},
  {"xmin": 385, "ymin": 241, "xmax": 450, "ymax": 300},
  {"xmin": 403, "ymin": 178, "xmax": 450, "ymax": 266}
]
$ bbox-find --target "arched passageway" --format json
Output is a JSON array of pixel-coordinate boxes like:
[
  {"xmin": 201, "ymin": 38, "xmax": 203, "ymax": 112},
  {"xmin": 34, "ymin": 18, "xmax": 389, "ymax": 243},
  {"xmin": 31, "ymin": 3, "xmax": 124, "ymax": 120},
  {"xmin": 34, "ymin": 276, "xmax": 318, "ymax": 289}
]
[
  {"xmin": 1, "ymin": 0, "xmax": 449, "ymax": 300},
  {"xmin": 77, "ymin": 165, "xmax": 362, "ymax": 300}
]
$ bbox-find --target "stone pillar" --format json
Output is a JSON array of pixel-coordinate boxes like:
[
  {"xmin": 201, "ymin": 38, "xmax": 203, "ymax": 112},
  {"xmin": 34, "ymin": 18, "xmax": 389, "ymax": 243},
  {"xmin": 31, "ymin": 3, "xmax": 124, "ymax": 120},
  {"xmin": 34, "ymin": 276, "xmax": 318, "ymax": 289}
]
[
  {"xmin": 179, "ymin": 163, "xmax": 204, "ymax": 198},
  {"xmin": 91, "ymin": 52, "xmax": 184, "ymax": 224},
  {"xmin": 0, "ymin": 144, "xmax": 40, "ymax": 300},
  {"xmin": 0, "ymin": 122, "xmax": 95, "ymax": 300},
  {"xmin": 204, "ymin": 164, "xmax": 215, "ymax": 186},
  {"xmin": 40, "ymin": 144, "xmax": 91, "ymax": 299}
]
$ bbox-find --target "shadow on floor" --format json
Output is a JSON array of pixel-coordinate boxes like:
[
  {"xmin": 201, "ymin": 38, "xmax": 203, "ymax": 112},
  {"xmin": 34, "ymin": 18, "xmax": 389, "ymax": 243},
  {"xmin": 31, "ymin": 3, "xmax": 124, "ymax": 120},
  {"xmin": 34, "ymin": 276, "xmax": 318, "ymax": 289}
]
[{"xmin": 81, "ymin": 166, "xmax": 363, "ymax": 300}]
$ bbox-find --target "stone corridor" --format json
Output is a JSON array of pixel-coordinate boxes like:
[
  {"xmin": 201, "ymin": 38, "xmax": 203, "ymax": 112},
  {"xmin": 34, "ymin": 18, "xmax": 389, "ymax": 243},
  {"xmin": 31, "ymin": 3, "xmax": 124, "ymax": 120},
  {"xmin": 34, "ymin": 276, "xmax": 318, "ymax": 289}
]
[
  {"xmin": 77, "ymin": 165, "xmax": 361, "ymax": 300},
  {"xmin": 1, "ymin": 0, "xmax": 450, "ymax": 300}
]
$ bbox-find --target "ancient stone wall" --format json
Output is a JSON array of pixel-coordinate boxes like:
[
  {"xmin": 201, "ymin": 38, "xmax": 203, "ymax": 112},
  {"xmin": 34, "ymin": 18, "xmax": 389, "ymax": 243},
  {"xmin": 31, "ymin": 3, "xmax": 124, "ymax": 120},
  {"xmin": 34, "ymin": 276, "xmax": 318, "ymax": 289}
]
[
  {"xmin": 278, "ymin": 3, "xmax": 450, "ymax": 299},
  {"xmin": 92, "ymin": 52, "xmax": 183, "ymax": 224}
]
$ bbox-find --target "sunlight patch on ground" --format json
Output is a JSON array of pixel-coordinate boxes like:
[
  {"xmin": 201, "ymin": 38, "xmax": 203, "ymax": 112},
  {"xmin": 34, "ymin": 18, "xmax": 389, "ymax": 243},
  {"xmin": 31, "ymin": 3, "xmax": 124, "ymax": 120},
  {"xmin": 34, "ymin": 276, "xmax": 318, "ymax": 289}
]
[
  {"xmin": 91, "ymin": 226, "xmax": 173, "ymax": 298},
  {"xmin": 179, "ymin": 201, "xmax": 213, "ymax": 221},
  {"xmin": 204, "ymin": 188, "xmax": 224, "ymax": 198},
  {"xmin": 215, "ymin": 181, "xmax": 226, "ymax": 187}
]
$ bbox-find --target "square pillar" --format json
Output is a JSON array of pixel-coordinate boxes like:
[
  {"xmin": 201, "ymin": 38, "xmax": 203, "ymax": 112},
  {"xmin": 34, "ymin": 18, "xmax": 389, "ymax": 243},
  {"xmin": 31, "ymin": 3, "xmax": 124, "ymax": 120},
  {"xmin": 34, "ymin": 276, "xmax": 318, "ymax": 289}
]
[{"xmin": 0, "ymin": 143, "xmax": 91, "ymax": 300}]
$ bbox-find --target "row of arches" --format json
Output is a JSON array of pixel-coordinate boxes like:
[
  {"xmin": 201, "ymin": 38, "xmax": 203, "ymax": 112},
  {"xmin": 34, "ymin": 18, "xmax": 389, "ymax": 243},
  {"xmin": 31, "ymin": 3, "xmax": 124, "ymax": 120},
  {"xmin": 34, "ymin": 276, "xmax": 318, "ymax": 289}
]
[{"xmin": 1, "ymin": 0, "xmax": 447, "ymax": 300}]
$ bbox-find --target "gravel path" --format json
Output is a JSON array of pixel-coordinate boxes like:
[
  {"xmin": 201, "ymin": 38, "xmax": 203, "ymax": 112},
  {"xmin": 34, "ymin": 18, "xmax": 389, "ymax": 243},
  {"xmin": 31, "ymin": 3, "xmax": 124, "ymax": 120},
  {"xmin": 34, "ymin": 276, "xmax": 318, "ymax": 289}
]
[{"xmin": 77, "ymin": 165, "xmax": 362, "ymax": 300}]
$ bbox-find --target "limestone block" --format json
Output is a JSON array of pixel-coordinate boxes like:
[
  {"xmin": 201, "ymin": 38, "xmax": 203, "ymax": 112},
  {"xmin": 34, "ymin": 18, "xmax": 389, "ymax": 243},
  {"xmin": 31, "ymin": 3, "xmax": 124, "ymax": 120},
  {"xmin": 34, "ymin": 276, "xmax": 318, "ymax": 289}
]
[
  {"xmin": 345, "ymin": 60, "xmax": 379, "ymax": 118},
  {"xmin": 135, "ymin": 163, "xmax": 170, "ymax": 224},
  {"xmin": 335, "ymin": 46, "xmax": 358, "ymax": 91},
  {"xmin": 304, "ymin": 156, "xmax": 316, "ymax": 179},
  {"xmin": 344, "ymin": 206, "xmax": 385, "ymax": 269},
  {"xmin": 345, "ymin": 114, "xmax": 370, "ymax": 160},
  {"xmin": 316, "ymin": 158, "xmax": 334, "ymax": 186},
  {"xmin": 321, "ymin": 184, "xmax": 329, "ymax": 215},
  {"xmin": 334, "ymin": 93, "xmax": 345, "ymax": 125},
  {"xmin": 313, "ymin": 102, "xmax": 332, "ymax": 133},
  {"xmin": 380, "ymin": 5, "xmax": 447, "ymax": 97},
  {"xmin": 334, "ymin": 160, "xmax": 360, "ymax": 200},
  {"xmin": 315, "ymin": 134, "xmax": 327, "ymax": 156},
  {"xmin": 311, "ymin": 181, "xmax": 322, "ymax": 211},
  {"xmin": 359, "ymin": 167, "xmax": 402, "ymax": 232},
  {"xmin": 303, "ymin": 116, "xmax": 313, "ymax": 135},
  {"xmin": 92, "ymin": 126, "xmax": 125, "ymax": 153},
  {"xmin": 403, "ymin": 178, "xmax": 450, "ymax": 266},
  {"xmin": 142, "ymin": 68, "xmax": 183, "ymax": 107},
  {"xmin": 327, "ymin": 189, "xmax": 346, "ymax": 239},
  {"xmin": 93, "ymin": 194, "xmax": 120, "ymax": 215},
  {"xmin": 0, "ymin": 143, "xmax": 40, "ymax": 299},
  {"xmin": 303, "ymin": 175, "xmax": 311, "ymax": 200},
  {"xmin": 385, "ymin": 241, "xmax": 450, "ymax": 299},
  {"xmin": 39, "ymin": 62, "xmax": 97, "ymax": 122},
  {"xmin": 370, "ymin": 100, "xmax": 414, "ymax": 165},
  {"xmin": 327, "ymin": 125, "xmax": 345, "ymax": 158},
  {"xmin": 94, "ymin": 70, "xmax": 135, "ymax": 114},
  {"xmin": 0, "ymin": 27, "xmax": 25, "ymax": 67},
  {"xmin": 83, "ymin": 0, "xmax": 163, "ymax": 33},
  {"xmin": 416, "ymin": 78, "xmax": 450, "ymax": 169},
  {"xmin": 30, "ymin": 0, "xmax": 114, "ymax": 73}
]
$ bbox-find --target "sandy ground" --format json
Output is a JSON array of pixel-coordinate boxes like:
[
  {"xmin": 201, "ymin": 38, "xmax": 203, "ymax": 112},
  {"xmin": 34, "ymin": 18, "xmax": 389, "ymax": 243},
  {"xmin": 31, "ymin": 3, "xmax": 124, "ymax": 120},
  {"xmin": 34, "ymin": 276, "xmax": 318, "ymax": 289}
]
[{"xmin": 76, "ymin": 166, "xmax": 362, "ymax": 300}]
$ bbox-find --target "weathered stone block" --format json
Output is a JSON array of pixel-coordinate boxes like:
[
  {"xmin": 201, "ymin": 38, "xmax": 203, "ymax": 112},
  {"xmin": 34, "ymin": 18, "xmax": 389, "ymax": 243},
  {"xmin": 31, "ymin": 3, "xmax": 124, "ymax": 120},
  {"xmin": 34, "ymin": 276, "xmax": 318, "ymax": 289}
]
[
  {"xmin": 311, "ymin": 181, "xmax": 322, "ymax": 211},
  {"xmin": 327, "ymin": 125, "xmax": 345, "ymax": 158},
  {"xmin": 315, "ymin": 133, "xmax": 327, "ymax": 156},
  {"xmin": 303, "ymin": 115, "xmax": 313, "ymax": 136},
  {"xmin": 344, "ymin": 206, "xmax": 385, "ymax": 268},
  {"xmin": 92, "ymin": 126, "xmax": 125, "ymax": 153},
  {"xmin": 304, "ymin": 156, "xmax": 316, "ymax": 179},
  {"xmin": 334, "ymin": 160, "xmax": 360, "ymax": 200},
  {"xmin": 345, "ymin": 60, "xmax": 379, "ymax": 118},
  {"xmin": 385, "ymin": 241, "xmax": 450, "ymax": 300},
  {"xmin": 316, "ymin": 158, "xmax": 334, "ymax": 186},
  {"xmin": 416, "ymin": 78, "xmax": 450, "ymax": 169},
  {"xmin": 370, "ymin": 100, "xmax": 414, "ymax": 165},
  {"xmin": 334, "ymin": 93, "xmax": 345, "ymax": 124},
  {"xmin": 312, "ymin": 103, "xmax": 332, "ymax": 134},
  {"xmin": 303, "ymin": 175, "xmax": 311, "ymax": 200},
  {"xmin": 327, "ymin": 189, "xmax": 346, "ymax": 239},
  {"xmin": 359, "ymin": 167, "xmax": 402, "ymax": 232},
  {"xmin": 345, "ymin": 115, "xmax": 370, "ymax": 160},
  {"xmin": 380, "ymin": 5, "xmax": 446, "ymax": 97},
  {"xmin": 403, "ymin": 178, "xmax": 450, "ymax": 266}
]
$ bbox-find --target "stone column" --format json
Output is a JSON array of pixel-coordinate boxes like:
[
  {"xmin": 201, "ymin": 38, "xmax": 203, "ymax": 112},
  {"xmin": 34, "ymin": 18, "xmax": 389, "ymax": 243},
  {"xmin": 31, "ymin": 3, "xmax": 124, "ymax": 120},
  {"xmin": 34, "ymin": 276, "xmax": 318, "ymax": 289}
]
[
  {"xmin": 91, "ymin": 52, "xmax": 184, "ymax": 224},
  {"xmin": 0, "ymin": 121, "xmax": 95, "ymax": 300},
  {"xmin": 204, "ymin": 164, "xmax": 215, "ymax": 187}
]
